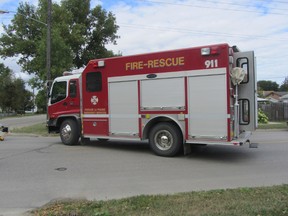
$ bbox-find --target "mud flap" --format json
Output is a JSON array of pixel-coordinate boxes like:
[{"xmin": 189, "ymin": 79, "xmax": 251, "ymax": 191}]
[{"xmin": 183, "ymin": 143, "xmax": 192, "ymax": 155}]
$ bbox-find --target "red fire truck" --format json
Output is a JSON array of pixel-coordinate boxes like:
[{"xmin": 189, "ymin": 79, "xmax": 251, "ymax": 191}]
[{"xmin": 47, "ymin": 43, "xmax": 257, "ymax": 156}]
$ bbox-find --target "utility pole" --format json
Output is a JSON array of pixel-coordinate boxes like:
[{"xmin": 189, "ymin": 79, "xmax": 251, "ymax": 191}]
[
  {"xmin": 1, "ymin": 3, "xmax": 52, "ymax": 114},
  {"xmin": 1, "ymin": 7, "xmax": 51, "ymax": 83},
  {"xmin": 46, "ymin": 0, "xmax": 52, "ymax": 91}
]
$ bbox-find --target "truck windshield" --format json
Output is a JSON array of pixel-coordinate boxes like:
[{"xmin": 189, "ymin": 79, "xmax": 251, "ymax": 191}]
[{"xmin": 51, "ymin": 81, "xmax": 67, "ymax": 104}]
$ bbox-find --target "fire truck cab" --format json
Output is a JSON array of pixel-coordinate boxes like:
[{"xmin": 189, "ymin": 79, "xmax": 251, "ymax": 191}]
[{"xmin": 48, "ymin": 43, "xmax": 257, "ymax": 157}]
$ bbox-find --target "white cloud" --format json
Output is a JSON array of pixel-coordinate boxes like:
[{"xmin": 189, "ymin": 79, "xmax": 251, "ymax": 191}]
[
  {"xmin": 105, "ymin": 0, "xmax": 288, "ymax": 84},
  {"xmin": 1, "ymin": 0, "xmax": 288, "ymax": 85}
]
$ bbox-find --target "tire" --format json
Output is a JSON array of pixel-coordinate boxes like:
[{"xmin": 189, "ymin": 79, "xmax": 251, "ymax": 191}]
[
  {"xmin": 60, "ymin": 119, "xmax": 79, "ymax": 145},
  {"xmin": 149, "ymin": 123, "xmax": 183, "ymax": 157}
]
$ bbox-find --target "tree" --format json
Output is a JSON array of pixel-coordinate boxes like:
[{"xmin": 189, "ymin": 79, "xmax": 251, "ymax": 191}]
[
  {"xmin": 0, "ymin": 63, "xmax": 33, "ymax": 112},
  {"xmin": 35, "ymin": 89, "xmax": 47, "ymax": 113},
  {"xmin": 0, "ymin": 63, "xmax": 13, "ymax": 112},
  {"xmin": 23, "ymin": 89, "xmax": 34, "ymax": 112},
  {"xmin": 0, "ymin": 0, "xmax": 119, "ymax": 85},
  {"xmin": 279, "ymin": 77, "xmax": 288, "ymax": 91},
  {"xmin": 257, "ymin": 80, "xmax": 279, "ymax": 91}
]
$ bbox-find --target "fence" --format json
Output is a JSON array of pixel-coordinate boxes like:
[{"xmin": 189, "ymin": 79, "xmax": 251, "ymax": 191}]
[{"xmin": 258, "ymin": 103, "xmax": 288, "ymax": 122}]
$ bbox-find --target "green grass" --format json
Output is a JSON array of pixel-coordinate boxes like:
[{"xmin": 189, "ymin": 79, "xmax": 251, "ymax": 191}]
[
  {"xmin": 258, "ymin": 121, "xmax": 287, "ymax": 130},
  {"xmin": 31, "ymin": 185, "xmax": 288, "ymax": 216},
  {"xmin": 12, "ymin": 122, "xmax": 49, "ymax": 136}
]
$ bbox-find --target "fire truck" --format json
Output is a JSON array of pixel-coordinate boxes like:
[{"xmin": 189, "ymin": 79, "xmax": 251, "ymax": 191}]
[{"xmin": 47, "ymin": 43, "xmax": 257, "ymax": 156}]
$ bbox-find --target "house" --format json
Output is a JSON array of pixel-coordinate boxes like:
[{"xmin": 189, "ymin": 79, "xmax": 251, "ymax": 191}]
[
  {"xmin": 280, "ymin": 94, "xmax": 288, "ymax": 103},
  {"xmin": 262, "ymin": 91, "xmax": 288, "ymax": 103},
  {"xmin": 257, "ymin": 97, "xmax": 269, "ymax": 104}
]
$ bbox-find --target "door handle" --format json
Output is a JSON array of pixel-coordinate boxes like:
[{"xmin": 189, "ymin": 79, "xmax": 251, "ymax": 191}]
[{"xmin": 63, "ymin": 102, "xmax": 67, "ymax": 106}]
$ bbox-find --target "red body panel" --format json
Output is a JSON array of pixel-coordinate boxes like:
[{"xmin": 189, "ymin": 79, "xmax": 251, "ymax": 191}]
[
  {"xmin": 48, "ymin": 44, "xmax": 245, "ymax": 145},
  {"xmin": 86, "ymin": 44, "xmax": 230, "ymax": 77},
  {"xmin": 48, "ymin": 78, "xmax": 80, "ymax": 120},
  {"xmin": 80, "ymin": 43, "xmax": 232, "ymax": 140}
]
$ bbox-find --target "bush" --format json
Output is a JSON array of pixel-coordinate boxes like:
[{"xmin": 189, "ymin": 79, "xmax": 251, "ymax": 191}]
[{"xmin": 258, "ymin": 108, "xmax": 269, "ymax": 124}]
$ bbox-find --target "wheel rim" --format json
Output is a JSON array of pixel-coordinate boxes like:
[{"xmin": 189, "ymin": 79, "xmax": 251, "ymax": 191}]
[
  {"xmin": 154, "ymin": 129, "xmax": 173, "ymax": 151},
  {"xmin": 61, "ymin": 123, "xmax": 72, "ymax": 141}
]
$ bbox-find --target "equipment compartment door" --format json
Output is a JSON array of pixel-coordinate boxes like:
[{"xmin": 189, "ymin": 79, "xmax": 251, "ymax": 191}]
[
  {"xmin": 234, "ymin": 51, "xmax": 257, "ymax": 131},
  {"xmin": 188, "ymin": 73, "xmax": 228, "ymax": 140},
  {"xmin": 109, "ymin": 81, "xmax": 139, "ymax": 137}
]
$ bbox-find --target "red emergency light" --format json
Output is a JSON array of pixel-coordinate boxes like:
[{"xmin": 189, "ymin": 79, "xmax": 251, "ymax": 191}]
[
  {"xmin": 92, "ymin": 60, "xmax": 105, "ymax": 68},
  {"xmin": 201, "ymin": 46, "xmax": 220, "ymax": 56}
]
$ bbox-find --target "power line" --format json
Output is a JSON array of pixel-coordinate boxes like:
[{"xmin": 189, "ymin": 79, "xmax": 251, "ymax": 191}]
[
  {"xmin": 196, "ymin": 0, "xmax": 288, "ymax": 9},
  {"xmin": 192, "ymin": 0, "xmax": 288, "ymax": 12},
  {"xmin": 136, "ymin": 0, "xmax": 288, "ymax": 16},
  {"xmin": 119, "ymin": 23, "xmax": 288, "ymax": 41}
]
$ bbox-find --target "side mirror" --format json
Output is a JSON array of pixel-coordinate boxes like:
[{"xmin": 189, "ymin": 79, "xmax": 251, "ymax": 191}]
[{"xmin": 46, "ymin": 80, "xmax": 53, "ymax": 98}]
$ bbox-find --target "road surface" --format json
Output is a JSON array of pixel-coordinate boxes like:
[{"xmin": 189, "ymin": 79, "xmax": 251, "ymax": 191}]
[
  {"xmin": 0, "ymin": 115, "xmax": 46, "ymax": 129},
  {"xmin": 0, "ymin": 129, "xmax": 287, "ymax": 215}
]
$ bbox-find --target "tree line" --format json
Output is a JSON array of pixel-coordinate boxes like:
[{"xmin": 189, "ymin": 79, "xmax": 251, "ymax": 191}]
[
  {"xmin": 258, "ymin": 78, "xmax": 288, "ymax": 92},
  {"xmin": 0, "ymin": 63, "xmax": 33, "ymax": 113}
]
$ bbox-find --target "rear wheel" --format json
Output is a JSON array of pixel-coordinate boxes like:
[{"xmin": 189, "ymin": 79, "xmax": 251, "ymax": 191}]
[
  {"xmin": 60, "ymin": 119, "xmax": 79, "ymax": 145},
  {"xmin": 149, "ymin": 123, "xmax": 182, "ymax": 157}
]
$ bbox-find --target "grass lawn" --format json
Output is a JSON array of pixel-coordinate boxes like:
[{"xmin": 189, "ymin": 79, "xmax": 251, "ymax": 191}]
[
  {"xmin": 12, "ymin": 122, "xmax": 49, "ymax": 136},
  {"xmin": 258, "ymin": 121, "xmax": 287, "ymax": 130},
  {"xmin": 31, "ymin": 185, "xmax": 288, "ymax": 216}
]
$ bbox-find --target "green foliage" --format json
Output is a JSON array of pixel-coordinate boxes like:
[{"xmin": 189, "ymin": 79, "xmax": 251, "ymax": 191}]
[
  {"xmin": 0, "ymin": 63, "xmax": 33, "ymax": 112},
  {"xmin": 257, "ymin": 80, "xmax": 279, "ymax": 91},
  {"xmin": 279, "ymin": 76, "xmax": 288, "ymax": 91},
  {"xmin": 258, "ymin": 108, "xmax": 269, "ymax": 124},
  {"xmin": 35, "ymin": 89, "xmax": 47, "ymax": 113},
  {"xmin": 0, "ymin": 0, "xmax": 119, "ymax": 86}
]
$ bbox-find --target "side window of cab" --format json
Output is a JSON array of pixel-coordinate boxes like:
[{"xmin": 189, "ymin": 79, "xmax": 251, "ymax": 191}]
[{"xmin": 69, "ymin": 80, "xmax": 77, "ymax": 98}]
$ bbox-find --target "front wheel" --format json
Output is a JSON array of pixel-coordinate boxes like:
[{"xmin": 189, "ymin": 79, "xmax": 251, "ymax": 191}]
[
  {"xmin": 149, "ymin": 123, "xmax": 182, "ymax": 157},
  {"xmin": 60, "ymin": 119, "xmax": 79, "ymax": 145}
]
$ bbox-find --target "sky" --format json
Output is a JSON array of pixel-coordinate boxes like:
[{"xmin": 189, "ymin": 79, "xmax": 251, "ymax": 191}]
[{"xmin": 0, "ymin": 0, "xmax": 288, "ymax": 86}]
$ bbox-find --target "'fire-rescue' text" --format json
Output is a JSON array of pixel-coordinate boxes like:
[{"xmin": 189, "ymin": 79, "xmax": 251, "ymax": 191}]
[{"xmin": 125, "ymin": 57, "xmax": 185, "ymax": 71}]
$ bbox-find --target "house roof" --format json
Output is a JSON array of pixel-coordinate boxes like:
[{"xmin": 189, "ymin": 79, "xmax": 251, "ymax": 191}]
[
  {"xmin": 262, "ymin": 91, "xmax": 288, "ymax": 97},
  {"xmin": 280, "ymin": 94, "xmax": 288, "ymax": 100}
]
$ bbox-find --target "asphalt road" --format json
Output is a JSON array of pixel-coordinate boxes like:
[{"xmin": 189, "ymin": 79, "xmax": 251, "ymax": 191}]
[
  {"xmin": 0, "ymin": 115, "xmax": 46, "ymax": 129},
  {"xmin": 0, "ymin": 129, "xmax": 287, "ymax": 216}
]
